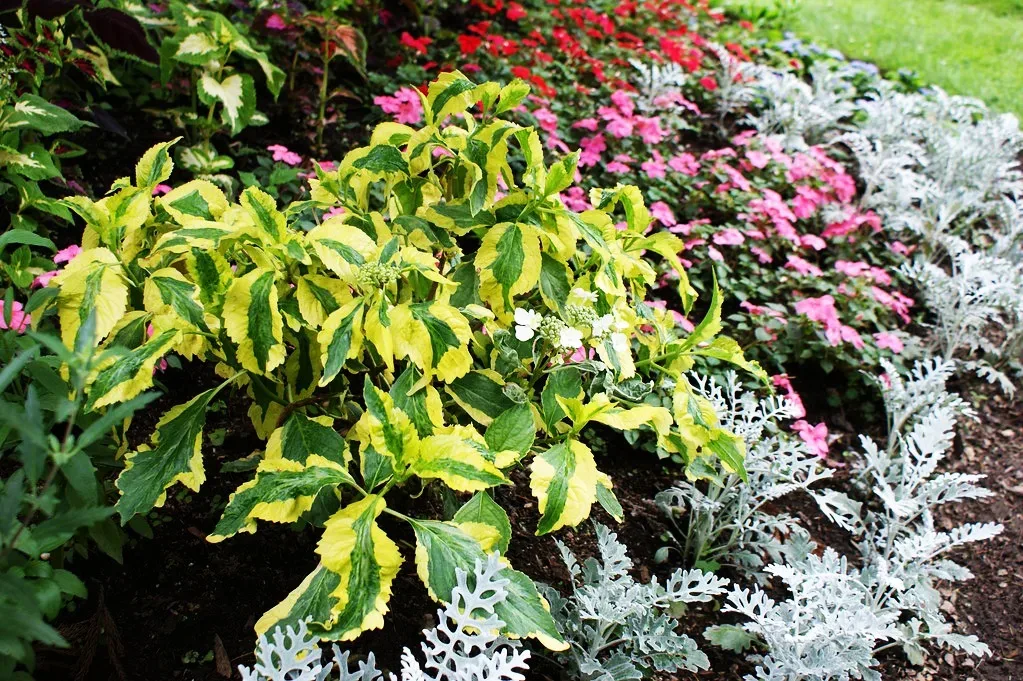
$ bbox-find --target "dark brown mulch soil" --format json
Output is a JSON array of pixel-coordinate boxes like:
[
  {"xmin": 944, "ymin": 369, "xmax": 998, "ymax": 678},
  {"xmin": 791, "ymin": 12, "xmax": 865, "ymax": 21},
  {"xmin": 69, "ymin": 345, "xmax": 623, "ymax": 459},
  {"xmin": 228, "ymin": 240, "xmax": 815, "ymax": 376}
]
[
  {"xmin": 32, "ymin": 366, "xmax": 1023, "ymax": 681},
  {"xmin": 889, "ymin": 385, "xmax": 1023, "ymax": 681}
]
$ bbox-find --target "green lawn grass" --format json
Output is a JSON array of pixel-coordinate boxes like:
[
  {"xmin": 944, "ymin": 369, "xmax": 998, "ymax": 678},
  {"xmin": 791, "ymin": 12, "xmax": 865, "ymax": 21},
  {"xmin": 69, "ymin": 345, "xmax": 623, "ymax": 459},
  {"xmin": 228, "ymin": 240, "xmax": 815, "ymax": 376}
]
[{"xmin": 789, "ymin": 0, "xmax": 1023, "ymax": 117}]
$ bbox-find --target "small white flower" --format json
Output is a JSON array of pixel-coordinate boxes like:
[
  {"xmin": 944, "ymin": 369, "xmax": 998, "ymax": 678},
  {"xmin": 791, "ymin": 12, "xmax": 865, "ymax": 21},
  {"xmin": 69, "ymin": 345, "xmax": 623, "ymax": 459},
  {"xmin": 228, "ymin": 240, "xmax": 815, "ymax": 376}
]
[
  {"xmin": 513, "ymin": 308, "xmax": 541, "ymax": 341},
  {"xmin": 558, "ymin": 326, "xmax": 584, "ymax": 351},
  {"xmin": 610, "ymin": 332, "xmax": 630, "ymax": 353},
  {"xmin": 570, "ymin": 287, "xmax": 598, "ymax": 304},
  {"xmin": 591, "ymin": 314, "xmax": 615, "ymax": 337}
]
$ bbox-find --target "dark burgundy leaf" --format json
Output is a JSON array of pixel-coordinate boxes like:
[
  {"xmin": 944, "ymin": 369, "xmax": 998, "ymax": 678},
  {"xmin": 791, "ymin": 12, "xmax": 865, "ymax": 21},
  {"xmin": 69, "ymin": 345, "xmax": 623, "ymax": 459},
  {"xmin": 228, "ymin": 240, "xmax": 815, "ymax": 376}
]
[
  {"xmin": 83, "ymin": 8, "xmax": 159, "ymax": 63},
  {"xmin": 23, "ymin": 0, "xmax": 88, "ymax": 19}
]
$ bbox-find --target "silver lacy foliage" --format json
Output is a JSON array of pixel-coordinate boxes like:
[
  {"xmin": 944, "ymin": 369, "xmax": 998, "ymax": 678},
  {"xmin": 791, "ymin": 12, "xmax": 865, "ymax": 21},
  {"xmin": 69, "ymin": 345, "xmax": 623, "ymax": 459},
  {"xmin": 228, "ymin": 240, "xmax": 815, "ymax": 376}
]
[
  {"xmin": 239, "ymin": 554, "xmax": 530, "ymax": 681},
  {"xmin": 657, "ymin": 373, "xmax": 859, "ymax": 572},
  {"xmin": 541, "ymin": 524, "xmax": 728, "ymax": 681},
  {"xmin": 707, "ymin": 360, "xmax": 1002, "ymax": 680}
]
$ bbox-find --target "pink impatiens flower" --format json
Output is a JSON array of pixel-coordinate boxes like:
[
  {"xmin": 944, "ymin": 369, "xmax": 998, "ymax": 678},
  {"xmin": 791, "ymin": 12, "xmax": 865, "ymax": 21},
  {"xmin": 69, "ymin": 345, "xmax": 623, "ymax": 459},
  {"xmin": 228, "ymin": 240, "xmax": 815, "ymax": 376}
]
[
  {"xmin": 577, "ymin": 134, "xmax": 606, "ymax": 167},
  {"xmin": 712, "ymin": 228, "xmax": 745, "ymax": 246},
  {"xmin": 152, "ymin": 184, "xmax": 172, "ymax": 196},
  {"xmin": 668, "ymin": 153, "xmax": 699, "ymax": 176},
  {"xmin": 772, "ymin": 374, "xmax": 806, "ymax": 418},
  {"xmin": 32, "ymin": 271, "xmax": 59, "ymax": 288},
  {"xmin": 641, "ymin": 150, "xmax": 667, "ymax": 179},
  {"xmin": 649, "ymin": 201, "xmax": 676, "ymax": 226},
  {"xmin": 265, "ymin": 13, "xmax": 287, "ymax": 30},
  {"xmin": 785, "ymin": 255, "xmax": 823, "ymax": 277},
  {"xmin": 0, "ymin": 300, "xmax": 31, "ymax": 333},
  {"xmin": 267, "ymin": 144, "xmax": 303, "ymax": 166},
  {"xmin": 792, "ymin": 420, "xmax": 829, "ymax": 458},
  {"xmin": 373, "ymin": 87, "xmax": 423, "ymax": 125},
  {"xmin": 874, "ymin": 332, "xmax": 904, "ymax": 353},
  {"xmin": 53, "ymin": 245, "xmax": 81, "ymax": 264}
]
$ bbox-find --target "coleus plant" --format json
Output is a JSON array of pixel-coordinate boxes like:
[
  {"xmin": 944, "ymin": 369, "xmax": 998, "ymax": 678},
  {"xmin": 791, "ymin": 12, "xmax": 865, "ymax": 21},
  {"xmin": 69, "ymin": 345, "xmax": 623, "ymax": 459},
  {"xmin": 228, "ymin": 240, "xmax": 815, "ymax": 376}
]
[
  {"xmin": 151, "ymin": 1, "xmax": 285, "ymax": 175},
  {"xmin": 45, "ymin": 72, "xmax": 762, "ymax": 647}
]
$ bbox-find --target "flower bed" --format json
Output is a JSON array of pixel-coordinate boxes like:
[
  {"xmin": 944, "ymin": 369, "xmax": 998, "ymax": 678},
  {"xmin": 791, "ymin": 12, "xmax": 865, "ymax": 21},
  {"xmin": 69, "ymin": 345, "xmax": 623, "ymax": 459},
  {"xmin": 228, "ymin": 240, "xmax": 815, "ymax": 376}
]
[{"xmin": 1, "ymin": 1, "xmax": 1021, "ymax": 680}]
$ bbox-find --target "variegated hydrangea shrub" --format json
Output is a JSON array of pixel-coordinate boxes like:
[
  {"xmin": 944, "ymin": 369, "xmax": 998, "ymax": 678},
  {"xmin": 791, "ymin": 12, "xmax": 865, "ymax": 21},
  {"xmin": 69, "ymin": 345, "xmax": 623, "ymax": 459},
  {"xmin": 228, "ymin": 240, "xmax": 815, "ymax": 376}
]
[{"xmin": 44, "ymin": 72, "xmax": 762, "ymax": 648}]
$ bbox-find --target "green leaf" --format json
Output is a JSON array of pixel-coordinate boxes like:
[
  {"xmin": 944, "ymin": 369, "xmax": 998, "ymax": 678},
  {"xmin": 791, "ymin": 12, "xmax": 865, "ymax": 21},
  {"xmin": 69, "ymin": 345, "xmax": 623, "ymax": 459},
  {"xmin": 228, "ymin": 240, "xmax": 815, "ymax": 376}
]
[
  {"xmin": 538, "ymin": 253, "xmax": 571, "ymax": 311},
  {"xmin": 9, "ymin": 94, "xmax": 85, "ymax": 135},
  {"xmin": 0, "ymin": 229, "xmax": 55, "ymax": 253},
  {"xmin": 317, "ymin": 300, "xmax": 364, "ymax": 386},
  {"xmin": 86, "ymin": 329, "xmax": 179, "ymax": 411},
  {"xmin": 446, "ymin": 371, "xmax": 516, "ymax": 425},
  {"xmin": 352, "ymin": 145, "xmax": 410, "ymax": 174},
  {"xmin": 495, "ymin": 80, "xmax": 531, "ymax": 114},
  {"xmin": 541, "ymin": 367, "xmax": 583, "ymax": 430},
  {"xmin": 705, "ymin": 430, "xmax": 747, "ymax": 482},
  {"xmin": 596, "ymin": 481, "xmax": 624, "ymax": 523},
  {"xmin": 484, "ymin": 404, "xmax": 535, "ymax": 458},
  {"xmin": 705, "ymin": 624, "xmax": 757, "ymax": 652},
  {"xmin": 198, "ymin": 72, "xmax": 256, "ymax": 135}
]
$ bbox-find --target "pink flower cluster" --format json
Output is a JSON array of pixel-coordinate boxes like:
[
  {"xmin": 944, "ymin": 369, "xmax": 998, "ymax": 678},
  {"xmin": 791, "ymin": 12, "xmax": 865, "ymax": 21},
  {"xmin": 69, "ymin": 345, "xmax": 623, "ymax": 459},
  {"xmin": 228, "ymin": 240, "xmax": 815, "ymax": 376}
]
[
  {"xmin": 374, "ymin": 87, "xmax": 424, "ymax": 125},
  {"xmin": 794, "ymin": 295, "xmax": 864, "ymax": 349}
]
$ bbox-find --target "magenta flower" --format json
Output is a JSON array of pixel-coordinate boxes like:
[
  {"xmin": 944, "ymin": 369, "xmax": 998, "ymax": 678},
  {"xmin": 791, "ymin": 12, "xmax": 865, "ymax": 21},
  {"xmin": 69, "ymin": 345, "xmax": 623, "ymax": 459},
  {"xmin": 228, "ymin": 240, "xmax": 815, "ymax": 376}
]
[
  {"xmin": 772, "ymin": 374, "xmax": 806, "ymax": 418},
  {"xmin": 713, "ymin": 228, "xmax": 745, "ymax": 246},
  {"xmin": 874, "ymin": 332, "xmax": 904, "ymax": 353},
  {"xmin": 54, "ymin": 244, "xmax": 81, "ymax": 264},
  {"xmin": 668, "ymin": 153, "xmax": 699, "ymax": 176},
  {"xmin": 373, "ymin": 87, "xmax": 423, "ymax": 125},
  {"xmin": 785, "ymin": 255, "xmax": 823, "ymax": 277},
  {"xmin": 0, "ymin": 300, "xmax": 30, "ymax": 333},
  {"xmin": 750, "ymin": 246, "xmax": 772, "ymax": 264},
  {"xmin": 152, "ymin": 184, "xmax": 173, "ymax": 196},
  {"xmin": 649, "ymin": 201, "xmax": 676, "ymax": 226},
  {"xmin": 532, "ymin": 107, "xmax": 558, "ymax": 134},
  {"xmin": 641, "ymin": 150, "xmax": 667, "ymax": 179},
  {"xmin": 792, "ymin": 420, "xmax": 829, "ymax": 458},
  {"xmin": 577, "ymin": 134, "xmax": 606, "ymax": 167},
  {"xmin": 571, "ymin": 118, "xmax": 600, "ymax": 131},
  {"xmin": 610, "ymin": 90, "xmax": 635, "ymax": 117},
  {"xmin": 32, "ymin": 271, "xmax": 59, "ymax": 288},
  {"xmin": 267, "ymin": 144, "xmax": 303, "ymax": 166},
  {"xmin": 635, "ymin": 116, "xmax": 666, "ymax": 144},
  {"xmin": 745, "ymin": 150, "xmax": 770, "ymax": 169},
  {"xmin": 266, "ymin": 13, "xmax": 288, "ymax": 30}
]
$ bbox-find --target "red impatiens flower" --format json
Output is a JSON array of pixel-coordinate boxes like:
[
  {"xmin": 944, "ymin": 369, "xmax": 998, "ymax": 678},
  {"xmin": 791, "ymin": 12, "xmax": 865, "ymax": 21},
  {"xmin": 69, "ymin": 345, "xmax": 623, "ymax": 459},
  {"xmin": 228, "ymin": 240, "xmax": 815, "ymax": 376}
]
[
  {"xmin": 458, "ymin": 34, "xmax": 483, "ymax": 55},
  {"xmin": 400, "ymin": 32, "xmax": 432, "ymax": 55},
  {"xmin": 505, "ymin": 2, "xmax": 526, "ymax": 20},
  {"xmin": 699, "ymin": 75, "xmax": 719, "ymax": 91}
]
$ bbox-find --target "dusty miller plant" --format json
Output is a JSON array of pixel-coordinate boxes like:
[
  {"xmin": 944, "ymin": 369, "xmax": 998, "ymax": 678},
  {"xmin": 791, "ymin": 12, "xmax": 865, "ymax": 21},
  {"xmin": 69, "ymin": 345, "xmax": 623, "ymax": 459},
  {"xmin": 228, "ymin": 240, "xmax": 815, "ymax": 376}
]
[
  {"xmin": 707, "ymin": 359, "xmax": 1002, "ymax": 680},
  {"xmin": 539, "ymin": 524, "xmax": 728, "ymax": 681},
  {"xmin": 238, "ymin": 554, "xmax": 530, "ymax": 681},
  {"xmin": 657, "ymin": 372, "xmax": 858, "ymax": 572},
  {"xmin": 904, "ymin": 239, "xmax": 1022, "ymax": 392}
]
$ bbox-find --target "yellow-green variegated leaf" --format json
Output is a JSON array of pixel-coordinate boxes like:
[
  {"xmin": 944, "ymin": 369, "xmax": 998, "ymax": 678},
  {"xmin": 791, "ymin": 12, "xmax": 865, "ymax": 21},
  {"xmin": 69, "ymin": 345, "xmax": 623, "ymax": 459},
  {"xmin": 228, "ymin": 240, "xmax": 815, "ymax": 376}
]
[
  {"xmin": 186, "ymin": 247, "xmax": 233, "ymax": 314},
  {"xmin": 476, "ymin": 222, "xmax": 541, "ymax": 316},
  {"xmin": 409, "ymin": 518, "xmax": 567, "ymax": 651},
  {"xmin": 556, "ymin": 393, "xmax": 673, "ymax": 438},
  {"xmin": 143, "ymin": 268, "xmax": 211, "ymax": 334},
  {"xmin": 692, "ymin": 336, "xmax": 768, "ymax": 384},
  {"xmin": 296, "ymin": 275, "xmax": 350, "ymax": 329},
  {"xmin": 390, "ymin": 302, "xmax": 472, "ymax": 383},
  {"xmin": 307, "ymin": 218, "xmax": 376, "ymax": 282},
  {"xmin": 53, "ymin": 247, "xmax": 130, "ymax": 348},
  {"xmin": 530, "ymin": 439, "xmax": 599, "ymax": 535},
  {"xmin": 317, "ymin": 299, "xmax": 365, "ymax": 386},
  {"xmin": 353, "ymin": 382, "xmax": 420, "ymax": 480},
  {"xmin": 314, "ymin": 495, "xmax": 402, "ymax": 640},
  {"xmin": 266, "ymin": 413, "xmax": 351, "ymax": 467},
  {"xmin": 197, "ymin": 72, "xmax": 256, "ymax": 135},
  {"xmin": 389, "ymin": 366, "xmax": 445, "ymax": 438},
  {"xmin": 425, "ymin": 70, "xmax": 476, "ymax": 125},
  {"xmin": 240, "ymin": 186, "xmax": 286, "ymax": 244},
  {"xmin": 159, "ymin": 180, "xmax": 229, "ymax": 225},
  {"xmin": 255, "ymin": 565, "xmax": 340, "ymax": 636},
  {"xmin": 115, "ymin": 387, "xmax": 222, "ymax": 521},
  {"xmin": 86, "ymin": 328, "xmax": 181, "ymax": 410},
  {"xmin": 135, "ymin": 138, "xmax": 181, "ymax": 188},
  {"xmin": 208, "ymin": 454, "xmax": 354, "ymax": 542},
  {"xmin": 224, "ymin": 268, "xmax": 286, "ymax": 375},
  {"xmin": 411, "ymin": 426, "xmax": 506, "ymax": 492}
]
